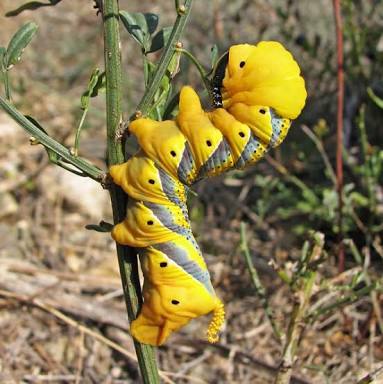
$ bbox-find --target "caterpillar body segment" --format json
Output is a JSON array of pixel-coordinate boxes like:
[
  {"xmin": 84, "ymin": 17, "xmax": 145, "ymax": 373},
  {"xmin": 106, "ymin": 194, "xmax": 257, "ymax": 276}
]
[
  {"xmin": 111, "ymin": 199, "xmax": 192, "ymax": 248},
  {"xmin": 109, "ymin": 41, "xmax": 307, "ymax": 346},
  {"xmin": 129, "ymin": 119, "xmax": 189, "ymax": 181},
  {"xmin": 132, "ymin": 238, "xmax": 222, "ymax": 345},
  {"xmin": 221, "ymin": 41, "xmax": 307, "ymax": 119},
  {"xmin": 177, "ymin": 86, "xmax": 229, "ymax": 174},
  {"xmin": 109, "ymin": 153, "xmax": 188, "ymax": 207}
]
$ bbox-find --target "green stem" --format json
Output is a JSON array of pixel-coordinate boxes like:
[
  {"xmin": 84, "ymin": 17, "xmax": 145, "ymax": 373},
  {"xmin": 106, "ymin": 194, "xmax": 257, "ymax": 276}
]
[
  {"xmin": 102, "ymin": 1, "xmax": 160, "ymax": 383},
  {"xmin": 74, "ymin": 107, "xmax": 89, "ymax": 156},
  {"xmin": 0, "ymin": 95, "xmax": 102, "ymax": 181},
  {"xmin": 274, "ymin": 232, "xmax": 324, "ymax": 384},
  {"xmin": 356, "ymin": 364, "xmax": 383, "ymax": 384},
  {"xmin": 56, "ymin": 160, "xmax": 87, "ymax": 176},
  {"xmin": 177, "ymin": 48, "xmax": 211, "ymax": 93},
  {"xmin": 358, "ymin": 105, "xmax": 376, "ymax": 227},
  {"xmin": 3, "ymin": 70, "xmax": 11, "ymax": 101},
  {"xmin": 275, "ymin": 271, "xmax": 317, "ymax": 384},
  {"xmin": 147, "ymin": 85, "xmax": 171, "ymax": 118},
  {"xmin": 306, "ymin": 283, "xmax": 377, "ymax": 321},
  {"xmin": 301, "ymin": 125, "xmax": 337, "ymax": 186},
  {"xmin": 135, "ymin": 0, "xmax": 193, "ymax": 116},
  {"xmin": 240, "ymin": 222, "xmax": 283, "ymax": 341},
  {"xmin": 265, "ymin": 154, "xmax": 319, "ymax": 205}
]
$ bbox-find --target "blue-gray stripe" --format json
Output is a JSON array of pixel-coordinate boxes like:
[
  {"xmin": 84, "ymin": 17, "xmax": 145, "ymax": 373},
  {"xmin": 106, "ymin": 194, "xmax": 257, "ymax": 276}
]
[
  {"xmin": 157, "ymin": 165, "xmax": 187, "ymax": 208},
  {"xmin": 177, "ymin": 141, "xmax": 196, "ymax": 186},
  {"xmin": 152, "ymin": 241, "xmax": 214, "ymax": 294},
  {"xmin": 143, "ymin": 201, "xmax": 198, "ymax": 249},
  {"xmin": 235, "ymin": 132, "xmax": 264, "ymax": 169},
  {"xmin": 270, "ymin": 108, "xmax": 288, "ymax": 148},
  {"xmin": 197, "ymin": 137, "xmax": 233, "ymax": 179}
]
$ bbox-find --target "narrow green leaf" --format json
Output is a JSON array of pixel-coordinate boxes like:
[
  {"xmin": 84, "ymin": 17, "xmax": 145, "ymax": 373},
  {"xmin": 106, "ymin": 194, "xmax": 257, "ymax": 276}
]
[
  {"xmin": 148, "ymin": 27, "xmax": 172, "ymax": 53},
  {"xmin": 0, "ymin": 47, "xmax": 6, "ymax": 70},
  {"xmin": 81, "ymin": 69, "xmax": 106, "ymax": 110},
  {"xmin": 367, "ymin": 87, "xmax": 383, "ymax": 109},
  {"xmin": 5, "ymin": 0, "xmax": 63, "ymax": 17},
  {"xmin": 119, "ymin": 11, "xmax": 159, "ymax": 51},
  {"xmin": 25, "ymin": 115, "xmax": 58, "ymax": 162},
  {"xmin": 25, "ymin": 114, "xmax": 48, "ymax": 134},
  {"xmin": 91, "ymin": 71, "xmax": 106, "ymax": 97},
  {"xmin": 119, "ymin": 11, "xmax": 147, "ymax": 47},
  {"xmin": 144, "ymin": 13, "xmax": 159, "ymax": 35},
  {"xmin": 210, "ymin": 44, "xmax": 219, "ymax": 67},
  {"xmin": 85, "ymin": 221, "xmax": 114, "ymax": 233},
  {"xmin": 6, "ymin": 22, "xmax": 38, "ymax": 69}
]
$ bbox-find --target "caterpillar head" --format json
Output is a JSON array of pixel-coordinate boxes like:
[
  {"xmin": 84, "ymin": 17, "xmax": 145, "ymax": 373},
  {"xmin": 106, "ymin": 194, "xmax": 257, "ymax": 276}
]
[{"xmin": 211, "ymin": 41, "xmax": 307, "ymax": 147}]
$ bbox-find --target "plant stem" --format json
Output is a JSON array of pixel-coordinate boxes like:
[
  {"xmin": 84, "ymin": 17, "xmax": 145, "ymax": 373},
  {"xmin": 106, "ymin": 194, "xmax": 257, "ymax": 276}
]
[
  {"xmin": 274, "ymin": 271, "xmax": 317, "ymax": 384},
  {"xmin": 73, "ymin": 107, "xmax": 89, "ymax": 156},
  {"xmin": 357, "ymin": 105, "xmax": 376, "ymax": 228},
  {"xmin": 332, "ymin": 0, "xmax": 345, "ymax": 272},
  {"xmin": 356, "ymin": 364, "xmax": 383, "ymax": 384},
  {"xmin": 3, "ymin": 70, "xmax": 11, "ymax": 101},
  {"xmin": 177, "ymin": 48, "xmax": 211, "ymax": 93},
  {"xmin": 135, "ymin": 0, "xmax": 193, "ymax": 116},
  {"xmin": 301, "ymin": 125, "xmax": 337, "ymax": 186},
  {"xmin": 102, "ymin": 1, "xmax": 160, "ymax": 383},
  {"xmin": 265, "ymin": 154, "xmax": 319, "ymax": 205},
  {"xmin": 274, "ymin": 233, "xmax": 324, "ymax": 384},
  {"xmin": 306, "ymin": 283, "xmax": 378, "ymax": 321},
  {"xmin": 240, "ymin": 222, "xmax": 283, "ymax": 341},
  {"xmin": 0, "ymin": 95, "xmax": 102, "ymax": 181}
]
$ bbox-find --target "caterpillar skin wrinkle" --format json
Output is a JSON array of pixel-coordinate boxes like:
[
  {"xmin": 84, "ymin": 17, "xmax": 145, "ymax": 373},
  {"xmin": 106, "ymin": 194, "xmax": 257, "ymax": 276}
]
[{"xmin": 109, "ymin": 41, "xmax": 307, "ymax": 346}]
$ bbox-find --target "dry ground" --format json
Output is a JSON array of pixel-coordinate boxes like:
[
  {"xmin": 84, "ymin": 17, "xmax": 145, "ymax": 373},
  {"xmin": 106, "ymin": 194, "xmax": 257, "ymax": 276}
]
[{"xmin": 1, "ymin": 1, "xmax": 382, "ymax": 383}]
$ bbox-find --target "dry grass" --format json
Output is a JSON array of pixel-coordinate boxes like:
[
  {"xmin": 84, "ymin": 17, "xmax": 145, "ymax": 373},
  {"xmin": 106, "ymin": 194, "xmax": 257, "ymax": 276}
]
[{"xmin": 1, "ymin": 1, "xmax": 382, "ymax": 383}]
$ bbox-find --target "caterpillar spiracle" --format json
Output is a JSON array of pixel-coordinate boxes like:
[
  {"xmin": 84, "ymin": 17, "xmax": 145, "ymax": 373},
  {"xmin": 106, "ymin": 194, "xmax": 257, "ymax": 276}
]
[{"xmin": 109, "ymin": 41, "xmax": 307, "ymax": 346}]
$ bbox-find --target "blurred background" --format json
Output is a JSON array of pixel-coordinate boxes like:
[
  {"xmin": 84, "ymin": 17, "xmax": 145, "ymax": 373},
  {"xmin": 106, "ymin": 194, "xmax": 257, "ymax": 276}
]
[{"xmin": 0, "ymin": 0, "xmax": 382, "ymax": 383}]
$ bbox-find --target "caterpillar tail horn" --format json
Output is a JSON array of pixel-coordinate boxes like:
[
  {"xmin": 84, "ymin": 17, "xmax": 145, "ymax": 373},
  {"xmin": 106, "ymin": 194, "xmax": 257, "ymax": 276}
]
[{"xmin": 207, "ymin": 298, "xmax": 225, "ymax": 343}]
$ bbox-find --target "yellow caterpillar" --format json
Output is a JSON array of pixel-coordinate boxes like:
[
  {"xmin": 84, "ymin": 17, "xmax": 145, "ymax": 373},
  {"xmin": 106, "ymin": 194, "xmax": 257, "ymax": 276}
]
[{"xmin": 109, "ymin": 41, "xmax": 307, "ymax": 346}]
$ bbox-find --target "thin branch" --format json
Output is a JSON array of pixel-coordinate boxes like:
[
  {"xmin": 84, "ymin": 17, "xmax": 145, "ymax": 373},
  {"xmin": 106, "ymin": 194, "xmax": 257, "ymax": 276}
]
[
  {"xmin": 332, "ymin": 0, "xmax": 345, "ymax": 272},
  {"xmin": 301, "ymin": 125, "xmax": 337, "ymax": 186},
  {"xmin": 306, "ymin": 282, "xmax": 379, "ymax": 322},
  {"xmin": 177, "ymin": 48, "xmax": 211, "ymax": 93},
  {"xmin": 0, "ymin": 95, "xmax": 103, "ymax": 181},
  {"xmin": 102, "ymin": 0, "xmax": 160, "ymax": 382},
  {"xmin": 3, "ymin": 69, "xmax": 11, "ymax": 100},
  {"xmin": 274, "ymin": 233, "xmax": 324, "ymax": 384},
  {"xmin": 240, "ymin": 222, "xmax": 283, "ymax": 341},
  {"xmin": 73, "ymin": 107, "xmax": 89, "ymax": 156},
  {"xmin": 135, "ymin": 0, "xmax": 193, "ymax": 116},
  {"xmin": 265, "ymin": 154, "xmax": 319, "ymax": 205},
  {"xmin": 357, "ymin": 105, "xmax": 377, "ymax": 229},
  {"xmin": 356, "ymin": 364, "xmax": 383, "ymax": 384}
]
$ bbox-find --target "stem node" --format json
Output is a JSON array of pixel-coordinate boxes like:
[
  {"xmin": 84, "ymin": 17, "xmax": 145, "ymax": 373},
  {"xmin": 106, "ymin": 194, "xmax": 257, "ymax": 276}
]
[{"xmin": 178, "ymin": 5, "xmax": 186, "ymax": 14}]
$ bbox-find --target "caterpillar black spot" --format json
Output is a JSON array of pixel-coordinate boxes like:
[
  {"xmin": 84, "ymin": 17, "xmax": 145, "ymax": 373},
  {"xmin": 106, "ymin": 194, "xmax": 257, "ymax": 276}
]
[{"xmin": 109, "ymin": 41, "xmax": 307, "ymax": 346}]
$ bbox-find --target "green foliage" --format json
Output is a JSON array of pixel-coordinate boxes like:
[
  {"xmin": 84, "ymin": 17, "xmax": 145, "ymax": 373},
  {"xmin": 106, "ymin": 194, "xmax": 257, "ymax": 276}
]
[
  {"xmin": 148, "ymin": 27, "xmax": 172, "ymax": 54},
  {"xmin": 85, "ymin": 221, "xmax": 114, "ymax": 233},
  {"xmin": 5, "ymin": 0, "xmax": 63, "ymax": 17},
  {"xmin": 1, "ymin": 22, "xmax": 38, "ymax": 100},
  {"xmin": 0, "ymin": 47, "xmax": 6, "ymax": 69},
  {"xmin": 81, "ymin": 69, "xmax": 106, "ymax": 110},
  {"xmin": 209, "ymin": 44, "xmax": 219, "ymax": 68},
  {"xmin": 119, "ymin": 11, "xmax": 171, "ymax": 54},
  {"xmin": 367, "ymin": 87, "xmax": 383, "ymax": 109},
  {"xmin": 24, "ymin": 115, "xmax": 59, "ymax": 163},
  {"xmin": 5, "ymin": 22, "xmax": 38, "ymax": 69}
]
